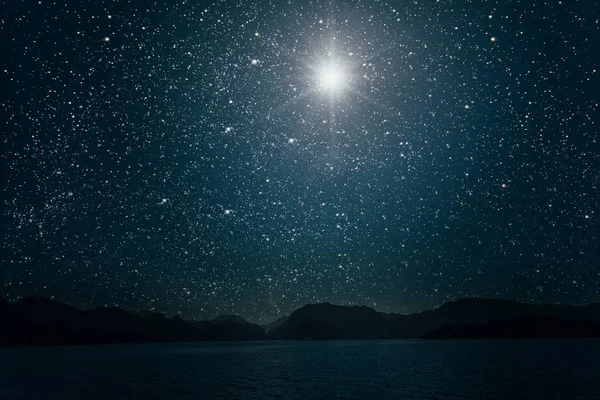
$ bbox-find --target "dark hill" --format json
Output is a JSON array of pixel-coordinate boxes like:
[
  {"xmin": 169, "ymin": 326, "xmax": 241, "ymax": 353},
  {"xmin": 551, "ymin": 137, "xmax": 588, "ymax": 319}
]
[
  {"xmin": 12, "ymin": 296, "xmax": 81, "ymax": 325},
  {"xmin": 269, "ymin": 298, "xmax": 600, "ymax": 340},
  {"xmin": 209, "ymin": 315, "xmax": 266, "ymax": 340},
  {"xmin": 0, "ymin": 297, "xmax": 263, "ymax": 345},
  {"xmin": 422, "ymin": 316, "xmax": 600, "ymax": 339},
  {"xmin": 264, "ymin": 315, "xmax": 288, "ymax": 334},
  {"xmin": 212, "ymin": 315, "xmax": 249, "ymax": 325},
  {"xmin": 2, "ymin": 296, "xmax": 599, "ymax": 345},
  {"xmin": 269, "ymin": 303, "xmax": 389, "ymax": 339}
]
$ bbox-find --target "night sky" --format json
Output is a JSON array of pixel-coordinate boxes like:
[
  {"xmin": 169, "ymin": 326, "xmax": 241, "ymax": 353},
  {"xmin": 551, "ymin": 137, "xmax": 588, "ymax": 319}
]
[{"xmin": 1, "ymin": 0, "xmax": 599, "ymax": 324}]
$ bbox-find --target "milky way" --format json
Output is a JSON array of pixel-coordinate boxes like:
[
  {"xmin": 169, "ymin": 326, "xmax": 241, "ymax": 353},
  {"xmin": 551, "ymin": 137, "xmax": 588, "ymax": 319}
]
[{"xmin": 1, "ymin": 0, "xmax": 598, "ymax": 323}]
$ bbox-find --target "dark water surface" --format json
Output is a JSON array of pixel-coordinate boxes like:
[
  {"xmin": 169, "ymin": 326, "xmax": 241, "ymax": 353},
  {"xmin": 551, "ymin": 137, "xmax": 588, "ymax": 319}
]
[{"xmin": 1, "ymin": 339, "xmax": 599, "ymax": 399}]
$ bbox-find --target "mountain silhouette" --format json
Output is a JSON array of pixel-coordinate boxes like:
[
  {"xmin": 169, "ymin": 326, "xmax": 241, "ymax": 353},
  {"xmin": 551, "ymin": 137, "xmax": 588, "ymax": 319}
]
[
  {"xmin": 1, "ymin": 296, "xmax": 599, "ymax": 345},
  {"xmin": 268, "ymin": 303, "xmax": 389, "ymax": 339},
  {"xmin": 266, "ymin": 298, "xmax": 600, "ymax": 340},
  {"xmin": 201, "ymin": 315, "xmax": 266, "ymax": 340},
  {"xmin": 422, "ymin": 315, "xmax": 600, "ymax": 339},
  {"xmin": 264, "ymin": 315, "xmax": 288, "ymax": 334},
  {"xmin": 211, "ymin": 315, "xmax": 251, "ymax": 325}
]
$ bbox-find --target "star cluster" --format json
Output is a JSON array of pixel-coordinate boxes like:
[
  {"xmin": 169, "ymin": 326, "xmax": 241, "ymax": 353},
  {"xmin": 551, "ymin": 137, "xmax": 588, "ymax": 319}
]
[{"xmin": 1, "ymin": 0, "xmax": 598, "ymax": 323}]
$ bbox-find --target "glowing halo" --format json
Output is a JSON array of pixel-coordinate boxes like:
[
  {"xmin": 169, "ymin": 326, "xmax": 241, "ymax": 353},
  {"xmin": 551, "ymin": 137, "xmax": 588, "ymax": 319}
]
[
  {"xmin": 318, "ymin": 65, "xmax": 346, "ymax": 92},
  {"xmin": 264, "ymin": 39, "xmax": 399, "ymax": 120}
]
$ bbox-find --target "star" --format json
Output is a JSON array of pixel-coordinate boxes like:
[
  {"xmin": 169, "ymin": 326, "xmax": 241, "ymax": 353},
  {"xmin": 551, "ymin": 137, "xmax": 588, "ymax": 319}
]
[{"xmin": 318, "ymin": 64, "xmax": 346, "ymax": 93}]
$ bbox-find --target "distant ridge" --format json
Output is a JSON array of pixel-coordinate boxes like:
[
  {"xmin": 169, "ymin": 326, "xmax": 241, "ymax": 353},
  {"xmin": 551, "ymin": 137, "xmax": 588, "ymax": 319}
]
[
  {"xmin": 268, "ymin": 298, "xmax": 600, "ymax": 340},
  {"xmin": 211, "ymin": 315, "xmax": 251, "ymax": 325},
  {"xmin": 423, "ymin": 316, "xmax": 600, "ymax": 339},
  {"xmin": 1, "ymin": 296, "xmax": 599, "ymax": 346}
]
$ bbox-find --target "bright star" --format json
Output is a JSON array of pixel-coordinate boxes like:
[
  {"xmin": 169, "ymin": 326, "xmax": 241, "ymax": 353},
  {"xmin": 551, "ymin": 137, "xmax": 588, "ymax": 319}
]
[{"xmin": 318, "ymin": 65, "xmax": 346, "ymax": 92}]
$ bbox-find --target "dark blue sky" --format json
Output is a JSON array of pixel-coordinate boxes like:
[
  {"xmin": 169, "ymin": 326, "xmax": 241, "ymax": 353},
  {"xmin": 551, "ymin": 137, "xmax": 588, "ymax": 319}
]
[{"xmin": 1, "ymin": 0, "xmax": 598, "ymax": 323}]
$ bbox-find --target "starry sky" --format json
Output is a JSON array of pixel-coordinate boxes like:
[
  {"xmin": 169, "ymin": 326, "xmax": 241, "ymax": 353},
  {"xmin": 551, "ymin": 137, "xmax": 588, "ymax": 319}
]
[{"xmin": 1, "ymin": 0, "xmax": 599, "ymax": 324}]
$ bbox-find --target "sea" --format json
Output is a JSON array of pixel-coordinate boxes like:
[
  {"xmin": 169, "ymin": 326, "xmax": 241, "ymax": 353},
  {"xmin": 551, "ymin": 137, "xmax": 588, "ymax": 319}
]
[{"xmin": 1, "ymin": 339, "xmax": 599, "ymax": 399}]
